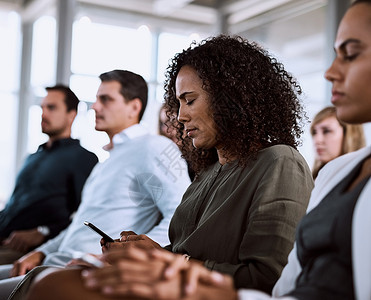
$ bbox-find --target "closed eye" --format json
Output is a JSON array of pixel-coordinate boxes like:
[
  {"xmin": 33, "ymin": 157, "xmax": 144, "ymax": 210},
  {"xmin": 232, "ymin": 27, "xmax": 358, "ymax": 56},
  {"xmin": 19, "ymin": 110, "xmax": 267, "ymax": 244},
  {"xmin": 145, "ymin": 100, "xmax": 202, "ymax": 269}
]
[
  {"xmin": 343, "ymin": 53, "xmax": 358, "ymax": 61},
  {"xmin": 337, "ymin": 39, "xmax": 362, "ymax": 62}
]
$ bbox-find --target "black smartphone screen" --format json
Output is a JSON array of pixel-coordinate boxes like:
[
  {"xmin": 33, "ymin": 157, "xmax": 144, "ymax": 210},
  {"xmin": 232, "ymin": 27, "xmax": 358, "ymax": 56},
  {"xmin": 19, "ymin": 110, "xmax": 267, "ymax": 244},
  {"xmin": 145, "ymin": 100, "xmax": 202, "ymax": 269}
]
[{"xmin": 84, "ymin": 221, "xmax": 115, "ymax": 243}]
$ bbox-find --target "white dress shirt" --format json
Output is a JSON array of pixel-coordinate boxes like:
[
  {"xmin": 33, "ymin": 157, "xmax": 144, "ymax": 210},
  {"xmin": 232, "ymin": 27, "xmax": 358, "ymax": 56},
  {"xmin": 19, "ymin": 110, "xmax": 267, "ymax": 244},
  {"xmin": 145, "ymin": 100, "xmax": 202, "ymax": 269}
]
[{"xmin": 37, "ymin": 123, "xmax": 190, "ymax": 263}]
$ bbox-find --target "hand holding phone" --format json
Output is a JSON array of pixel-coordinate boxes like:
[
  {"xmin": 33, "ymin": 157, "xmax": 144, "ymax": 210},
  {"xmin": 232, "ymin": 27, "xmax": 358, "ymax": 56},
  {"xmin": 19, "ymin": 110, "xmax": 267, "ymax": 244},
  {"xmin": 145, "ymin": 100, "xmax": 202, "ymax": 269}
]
[{"xmin": 84, "ymin": 221, "xmax": 115, "ymax": 243}]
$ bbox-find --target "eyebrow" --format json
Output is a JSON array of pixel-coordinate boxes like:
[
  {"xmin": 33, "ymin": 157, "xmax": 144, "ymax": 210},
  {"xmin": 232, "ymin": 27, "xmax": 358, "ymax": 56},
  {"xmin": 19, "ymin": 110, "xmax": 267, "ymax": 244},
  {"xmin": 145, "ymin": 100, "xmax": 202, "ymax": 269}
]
[
  {"xmin": 97, "ymin": 94, "xmax": 111, "ymax": 100},
  {"xmin": 41, "ymin": 103, "xmax": 56, "ymax": 108},
  {"xmin": 177, "ymin": 91, "xmax": 194, "ymax": 100}
]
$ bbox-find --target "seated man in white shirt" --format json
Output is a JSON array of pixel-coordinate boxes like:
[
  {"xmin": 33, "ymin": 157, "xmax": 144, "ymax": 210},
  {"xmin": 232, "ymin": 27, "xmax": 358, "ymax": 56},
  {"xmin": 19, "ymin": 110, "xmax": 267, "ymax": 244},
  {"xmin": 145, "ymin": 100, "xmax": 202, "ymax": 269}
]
[{"xmin": 0, "ymin": 69, "xmax": 190, "ymax": 300}]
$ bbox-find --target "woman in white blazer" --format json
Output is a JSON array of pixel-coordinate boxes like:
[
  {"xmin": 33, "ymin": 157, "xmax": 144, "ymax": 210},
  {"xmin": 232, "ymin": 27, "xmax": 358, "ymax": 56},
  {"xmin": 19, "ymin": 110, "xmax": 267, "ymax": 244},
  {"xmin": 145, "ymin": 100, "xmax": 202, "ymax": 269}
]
[{"xmin": 272, "ymin": 146, "xmax": 371, "ymax": 299}]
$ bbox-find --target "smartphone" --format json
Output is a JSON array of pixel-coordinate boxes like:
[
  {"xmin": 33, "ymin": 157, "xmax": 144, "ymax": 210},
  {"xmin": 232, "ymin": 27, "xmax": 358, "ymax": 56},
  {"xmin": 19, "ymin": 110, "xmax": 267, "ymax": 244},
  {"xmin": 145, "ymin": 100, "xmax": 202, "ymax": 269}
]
[
  {"xmin": 83, "ymin": 221, "xmax": 115, "ymax": 243},
  {"xmin": 76, "ymin": 253, "xmax": 104, "ymax": 268}
]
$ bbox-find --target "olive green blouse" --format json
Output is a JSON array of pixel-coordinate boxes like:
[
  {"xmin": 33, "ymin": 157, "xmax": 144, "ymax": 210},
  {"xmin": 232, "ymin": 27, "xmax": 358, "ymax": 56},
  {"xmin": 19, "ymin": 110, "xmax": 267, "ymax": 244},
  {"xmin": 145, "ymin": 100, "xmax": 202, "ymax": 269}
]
[{"xmin": 165, "ymin": 145, "xmax": 314, "ymax": 293}]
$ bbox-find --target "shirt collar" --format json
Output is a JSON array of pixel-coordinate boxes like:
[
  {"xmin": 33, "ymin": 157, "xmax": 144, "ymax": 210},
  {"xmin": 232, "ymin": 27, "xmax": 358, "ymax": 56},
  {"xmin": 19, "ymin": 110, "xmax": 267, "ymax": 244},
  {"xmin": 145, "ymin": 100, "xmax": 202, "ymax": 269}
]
[
  {"xmin": 103, "ymin": 123, "xmax": 149, "ymax": 151},
  {"xmin": 38, "ymin": 138, "xmax": 78, "ymax": 152}
]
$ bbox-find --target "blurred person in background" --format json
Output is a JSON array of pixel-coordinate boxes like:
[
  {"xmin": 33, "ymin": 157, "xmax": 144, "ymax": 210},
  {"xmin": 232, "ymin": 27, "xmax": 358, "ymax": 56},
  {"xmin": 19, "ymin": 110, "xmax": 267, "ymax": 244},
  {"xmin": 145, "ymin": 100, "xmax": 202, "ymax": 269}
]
[
  {"xmin": 311, "ymin": 106, "xmax": 365, "ymax": 179},
  {"xmin": 0, "ymin": 85, "xmax": 98, "ymax": 264},
  {"xmin": 158, "ymin": 104, "xmax": 177, "ymax": 143},
  {"xmin": 158, "ymin": 104, "xmax": 195, "ymax": 181}
]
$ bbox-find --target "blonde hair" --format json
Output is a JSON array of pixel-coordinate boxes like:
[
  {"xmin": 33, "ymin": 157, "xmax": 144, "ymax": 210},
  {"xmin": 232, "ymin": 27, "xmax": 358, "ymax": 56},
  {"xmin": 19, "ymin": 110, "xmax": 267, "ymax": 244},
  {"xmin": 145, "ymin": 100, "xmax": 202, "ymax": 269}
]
[{"xmin": 310, "ymin": 106, "xmax": 366, "ymax": 179}]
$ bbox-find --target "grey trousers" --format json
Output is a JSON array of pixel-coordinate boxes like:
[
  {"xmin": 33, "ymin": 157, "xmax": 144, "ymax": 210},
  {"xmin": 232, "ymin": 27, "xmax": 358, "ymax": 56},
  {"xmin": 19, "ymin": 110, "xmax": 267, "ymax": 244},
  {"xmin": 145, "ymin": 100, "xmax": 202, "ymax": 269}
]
[
  {"xmin": 8, "ymin": 266, "xmax": 60, "ymax": 300},
  {"xmin": 0, "ymin": 265, "xmax": 24, "ymax": 300},
  {"xmin": 0, "ymin": 252, "xmax": 72, "ymax": 300}
]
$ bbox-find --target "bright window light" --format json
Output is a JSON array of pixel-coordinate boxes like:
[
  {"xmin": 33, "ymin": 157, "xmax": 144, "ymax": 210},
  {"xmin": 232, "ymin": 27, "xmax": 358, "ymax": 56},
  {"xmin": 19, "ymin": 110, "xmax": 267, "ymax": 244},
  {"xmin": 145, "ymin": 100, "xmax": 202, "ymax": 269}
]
[
  {"xmin": 71, "ymin": 21, "xmax": 152, "ymax": 80},
  {"xmin": 31, "ymin": 16, "xmax": 56, "ymax": 88}
]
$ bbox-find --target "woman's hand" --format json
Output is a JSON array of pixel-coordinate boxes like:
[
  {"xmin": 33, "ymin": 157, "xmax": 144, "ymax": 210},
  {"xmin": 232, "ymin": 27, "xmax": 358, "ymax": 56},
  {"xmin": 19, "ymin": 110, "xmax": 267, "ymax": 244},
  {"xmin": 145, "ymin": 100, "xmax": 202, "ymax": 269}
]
[
  {"xmin": 81, "ymin": 246, "xmax": 235, "ymax": 299},
  {"xmin": 81, "ymin": 246, "xmax": 172, "ymax": 297},
  {"xmin": 151, "ymin": 249, "xmax": 232, "ymax": 296},
  {"xmin": 100, "ymin": 231, "xmax": 162, "ymax": 254}
]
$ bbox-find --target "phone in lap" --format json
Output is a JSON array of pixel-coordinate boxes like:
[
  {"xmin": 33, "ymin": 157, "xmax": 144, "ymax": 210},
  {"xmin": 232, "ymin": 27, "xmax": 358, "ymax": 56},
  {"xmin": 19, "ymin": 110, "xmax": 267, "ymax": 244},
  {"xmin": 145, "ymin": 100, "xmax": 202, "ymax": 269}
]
[{"xmin": 83, "ymin": 221, "xmax": 115, "ymax": 243}]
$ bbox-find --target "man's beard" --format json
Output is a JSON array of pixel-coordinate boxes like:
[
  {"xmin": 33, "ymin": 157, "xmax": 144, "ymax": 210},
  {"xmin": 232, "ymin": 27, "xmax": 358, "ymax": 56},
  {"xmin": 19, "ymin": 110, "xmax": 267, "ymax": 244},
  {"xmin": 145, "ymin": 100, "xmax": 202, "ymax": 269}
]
[{"xmin": 42, "ymin": 126, "xmax": 65, "ymax": 138}]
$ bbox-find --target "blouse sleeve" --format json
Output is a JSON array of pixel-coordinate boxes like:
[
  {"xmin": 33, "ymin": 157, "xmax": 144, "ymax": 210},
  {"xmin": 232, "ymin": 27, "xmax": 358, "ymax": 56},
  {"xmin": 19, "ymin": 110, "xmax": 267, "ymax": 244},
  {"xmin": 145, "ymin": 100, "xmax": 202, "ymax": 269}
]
[{"xmin": 204, "ymin": 151, "xmax": 313, "ymax": 293}]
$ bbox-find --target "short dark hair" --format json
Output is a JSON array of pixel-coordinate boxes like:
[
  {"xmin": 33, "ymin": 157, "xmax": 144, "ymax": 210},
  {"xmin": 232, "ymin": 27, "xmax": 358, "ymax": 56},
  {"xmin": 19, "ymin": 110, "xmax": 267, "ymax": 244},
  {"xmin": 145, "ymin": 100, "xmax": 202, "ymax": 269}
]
[
  {"xmin": 164, "ymin": 35, "xmax": 305, "ymax": 174},
  {"xmin": 99, "ymin": 70, "xmax": 148, "ymax": 121},
  {"xmin": 45, "ymin": 85, "xmax": 79, "ymax": 112}
]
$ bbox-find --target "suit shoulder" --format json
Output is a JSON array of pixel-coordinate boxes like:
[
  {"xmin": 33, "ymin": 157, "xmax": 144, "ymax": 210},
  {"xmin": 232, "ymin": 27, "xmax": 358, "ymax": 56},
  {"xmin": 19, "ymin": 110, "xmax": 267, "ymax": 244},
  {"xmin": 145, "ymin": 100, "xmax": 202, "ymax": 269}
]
[{"xmin": 72, "ymin": 144, "xmax": 98, "ymax": 162}]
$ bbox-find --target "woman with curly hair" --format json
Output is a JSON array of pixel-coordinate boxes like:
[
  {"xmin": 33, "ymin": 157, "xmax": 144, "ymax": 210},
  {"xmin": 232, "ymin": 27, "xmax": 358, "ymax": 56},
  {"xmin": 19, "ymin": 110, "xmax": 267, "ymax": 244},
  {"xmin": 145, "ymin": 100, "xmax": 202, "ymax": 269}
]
[
  {"xmin": 163, "ymin": 35, "xmax": 306, "ymax": 176},
  {"xmin": 24, "ymin": 35, "xmax": 313, "ymax": 300}
]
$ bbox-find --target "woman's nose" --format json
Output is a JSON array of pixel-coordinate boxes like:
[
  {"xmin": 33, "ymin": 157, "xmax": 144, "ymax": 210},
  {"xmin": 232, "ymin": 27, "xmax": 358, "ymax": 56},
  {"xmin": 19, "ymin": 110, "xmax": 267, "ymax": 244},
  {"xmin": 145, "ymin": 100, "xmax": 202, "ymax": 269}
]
[
  {"xmin": 313, "ymin": 133, "xmax": 324, "ymax": 145},
  {"xmin": 325, "ymin": 58, "xmax": 341, "ymax": 83},
  {"xmin": 177, "ymin": 104, "xmax": 189, "ymax": 124}
]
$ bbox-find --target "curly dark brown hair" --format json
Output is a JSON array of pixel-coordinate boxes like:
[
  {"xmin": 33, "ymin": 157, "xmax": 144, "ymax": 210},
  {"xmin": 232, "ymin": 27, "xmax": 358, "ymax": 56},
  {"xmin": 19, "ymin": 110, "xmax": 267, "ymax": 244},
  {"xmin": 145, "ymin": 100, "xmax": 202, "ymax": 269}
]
[{"xmin": 163, "ymin": 35, "xmax": 306, "ymax": 175}]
